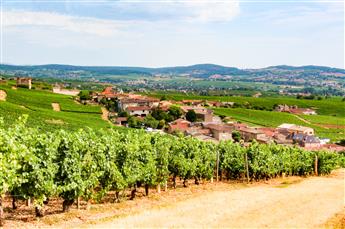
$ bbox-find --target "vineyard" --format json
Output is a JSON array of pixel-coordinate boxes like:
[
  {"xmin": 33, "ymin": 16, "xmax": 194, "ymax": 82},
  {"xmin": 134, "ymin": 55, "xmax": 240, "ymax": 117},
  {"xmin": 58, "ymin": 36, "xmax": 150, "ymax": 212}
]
[
  {"xmin": 145, "ymin": 92, "xmax": 345, "ymax": 117},
  {"xmin": 0, "ymin": 85, "xmax": 110, "ymax": 131},
  {"xmin": 214, "ymin": 108, "xmax": 345, "ymax": 141},
  {"xmin": 0, "ymin": 116, "xmax": 344, "ymax": 226}
]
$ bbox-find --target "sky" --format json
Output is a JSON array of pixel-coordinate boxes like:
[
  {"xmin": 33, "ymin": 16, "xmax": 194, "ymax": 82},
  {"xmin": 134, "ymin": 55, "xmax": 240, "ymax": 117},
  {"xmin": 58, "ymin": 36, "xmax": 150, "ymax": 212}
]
[{"xmin": 1, "ymin": 0, "xmax": 344, "ymax": 68}]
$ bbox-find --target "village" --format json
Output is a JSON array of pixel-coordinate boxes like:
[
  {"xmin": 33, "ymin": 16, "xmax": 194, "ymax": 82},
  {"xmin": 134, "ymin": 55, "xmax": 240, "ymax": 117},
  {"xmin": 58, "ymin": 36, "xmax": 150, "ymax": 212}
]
[
  {"xmin": 0, "ymin": 77, "xmax": 342, "ymax": 152},
  {"xmin": 77, "ymin": 85, "xmax": 343, "ymax": 152}
]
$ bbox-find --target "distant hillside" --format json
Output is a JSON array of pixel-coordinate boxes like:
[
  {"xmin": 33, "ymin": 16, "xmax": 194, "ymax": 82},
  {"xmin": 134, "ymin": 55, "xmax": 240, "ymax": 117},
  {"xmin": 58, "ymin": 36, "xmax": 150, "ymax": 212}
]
[{"xmin": 1, "ymin": 63, "xmax": 344, "ymax": 79}]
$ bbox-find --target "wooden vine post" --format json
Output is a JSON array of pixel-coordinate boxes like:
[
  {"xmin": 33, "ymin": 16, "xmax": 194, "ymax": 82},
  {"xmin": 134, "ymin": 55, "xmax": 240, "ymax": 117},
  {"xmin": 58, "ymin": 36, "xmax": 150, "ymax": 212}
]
[
  {"xmin": 245, "ymin": 152, "xmax": 250, "ymax": 183},
  {"xmin": 157, "ymin": 184, "xmax": 161, "ymax": 194},
  {"xmin": 77, "ymin": 197, "xmax": 80, "ymax": 210},
  {"xmin": 216, "ymin": 150, "xmax": 220, "ymax": 182},
  {"xmin": 26, "ymin": 197, "xmax": 31, "ymax": 207},
  {"xmin": 314, "ymin": 154, "xmax": 318, "ymax": 176},
  {"xmin": 164, "ymin": 181, "xmax": 168, "ymax": 192}
]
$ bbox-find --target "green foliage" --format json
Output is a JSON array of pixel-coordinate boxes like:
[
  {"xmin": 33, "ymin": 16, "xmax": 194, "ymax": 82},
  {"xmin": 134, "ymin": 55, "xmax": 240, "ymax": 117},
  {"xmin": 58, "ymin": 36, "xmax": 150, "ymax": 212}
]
[
  {"xmin": 127, "ymin": 116, "xmax": 143, "ymax": 128},
  {"xmin": 118, "ymin": 111, "xmax": 129, "ymax": 117},
  {"xmin": 0, "ymin": 116, "xmax": 344, "ymax": 218},
  {"xmin": 168, "ymin": 106, "xmax": 183, "ymax": 120},
  {"xmin": 143, "ymin": 115, "xmax": 159, "ymax": 129},
  {"xmin": 232, "ymin": 131, "xmax": 241, "ymax": 142},
  {"xmin": 78, "ymin": 90, "xmax": 92, "ymax": 100},
  {"xmin": 151, "ymin": 107, "xmax": 172, "ymax": 122},
  {"xmin": 186, "ymin": 110, "xmax": 197, "ymax": 122},
  {"xmin": 0, "ymin": 85, "xmax": 109, "ymax": 132}
]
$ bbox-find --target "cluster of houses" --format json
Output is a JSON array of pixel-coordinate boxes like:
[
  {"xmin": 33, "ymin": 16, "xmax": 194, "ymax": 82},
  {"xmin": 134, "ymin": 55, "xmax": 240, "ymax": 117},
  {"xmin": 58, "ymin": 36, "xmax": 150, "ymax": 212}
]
[
  {"xmin": 92, "ymin": 86, "xmax": 160, "ymax": 117},
  {"xmin": 89, "ymin": 87, "xmax": 343, "ymax": 152},
  {"xmin": 275, "ymin": 104, "xmax": 317, "ymax": 115}
]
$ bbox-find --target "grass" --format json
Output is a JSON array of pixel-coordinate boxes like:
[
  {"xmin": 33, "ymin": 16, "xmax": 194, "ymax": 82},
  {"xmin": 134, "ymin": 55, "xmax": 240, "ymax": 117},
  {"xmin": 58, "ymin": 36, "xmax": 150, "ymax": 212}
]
[
  {"xmin": 214, "ymin": 108, "xmax": 345, "ymax": 141},
  {"xmin": 0, "ymin": 85, "xmax": 111, "ymax": 132},
  {"xmin": 300, "ymin": 114, "xmax": 345, "ymax": 126}
]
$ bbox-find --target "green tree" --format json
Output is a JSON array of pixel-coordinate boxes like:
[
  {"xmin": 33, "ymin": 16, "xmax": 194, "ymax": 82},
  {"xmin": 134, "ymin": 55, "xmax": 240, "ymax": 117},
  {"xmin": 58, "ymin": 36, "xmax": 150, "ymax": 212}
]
[
  {"xmin": 128, "ymin": 116, "xmax": 143, "ymax": 128},
  {"xmin": 186, "ymin": 110, "xmax": 197, "ymax": 122},
  {"xmin": 151, "ymin": 108, "xmax": 171, "ymax": 121},
  {"xmin": 232, "ymin": 131, "xmax": 241, "ymax": 142},
  {"xmin": 168, "ymin": 106, "xmax": 183, "ymax": 120},
  {"xmin": 118, "ymin": 111, "xmax": 129, "ymax": 117},
  {"xmin": 143, "ymin": 115, "xmax": 159, "ymax": 129},
  {"xmin": 78, "ymin": 90, "xmax": 92, "ymax": 100}
]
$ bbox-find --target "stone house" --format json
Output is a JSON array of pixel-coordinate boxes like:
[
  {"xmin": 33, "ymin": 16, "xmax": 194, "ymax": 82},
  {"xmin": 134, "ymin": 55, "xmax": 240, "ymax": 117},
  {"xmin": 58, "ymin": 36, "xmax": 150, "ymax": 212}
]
[
  {"xmin": 239, "ymin": 128, "xmax": 266, "ymax": 142},
  {"xmin": 203, "ymin": 123, "xmax": 233, "ymax": 141},
  {"xmin": 277, "ymin": 123, "xmax": 314, "ymax": 136},
  {"xmin": 16, "ymin": 77, "xmax": 32, "ymax": 89},
  {"xmin": 126, "ymin": 106, "xmax": 151, "ymax": 117}
]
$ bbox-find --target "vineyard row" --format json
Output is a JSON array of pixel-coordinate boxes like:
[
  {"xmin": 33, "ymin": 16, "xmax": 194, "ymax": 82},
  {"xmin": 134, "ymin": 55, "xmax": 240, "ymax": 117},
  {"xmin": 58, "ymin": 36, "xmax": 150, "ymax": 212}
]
[{"xmin": 0, "ymin": 115, "xmax": 344, "ymax": 225}]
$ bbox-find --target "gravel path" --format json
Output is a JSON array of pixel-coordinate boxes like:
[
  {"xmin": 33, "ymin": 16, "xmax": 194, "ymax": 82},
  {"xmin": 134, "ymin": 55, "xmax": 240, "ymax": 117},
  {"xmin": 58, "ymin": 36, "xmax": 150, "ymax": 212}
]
[{"xmin": 93, "ymin": 170, "xmax": 344, "ymax": 228}]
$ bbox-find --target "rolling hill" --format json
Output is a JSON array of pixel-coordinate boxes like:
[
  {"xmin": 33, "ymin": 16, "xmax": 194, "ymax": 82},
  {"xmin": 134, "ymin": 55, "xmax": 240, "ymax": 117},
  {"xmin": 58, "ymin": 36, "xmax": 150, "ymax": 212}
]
[{"xmin": 1, "ymin": 64, "xmax": 344, "ymax": 79}]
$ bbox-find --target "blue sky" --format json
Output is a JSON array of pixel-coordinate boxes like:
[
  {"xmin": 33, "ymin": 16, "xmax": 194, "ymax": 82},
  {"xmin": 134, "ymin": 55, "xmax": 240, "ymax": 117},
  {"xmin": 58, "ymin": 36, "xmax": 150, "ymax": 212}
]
[{"xmin": 1, "ymin": 0, "xmax": 344, "ymax": 68}]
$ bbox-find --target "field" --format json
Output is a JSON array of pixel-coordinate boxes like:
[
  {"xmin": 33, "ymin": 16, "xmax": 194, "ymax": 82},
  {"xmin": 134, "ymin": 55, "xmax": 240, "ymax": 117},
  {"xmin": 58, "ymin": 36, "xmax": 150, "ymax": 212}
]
[
  {"xmin": 146, "ymin": 92, "xmax": 345, "ymax": 117},
  {"xmin": 0, "ymin": 85, "xmax": 111, "ymax": 131},
  {"xmin": 214, "ymin": 108, "xmax": 344, "ymax": 141}
]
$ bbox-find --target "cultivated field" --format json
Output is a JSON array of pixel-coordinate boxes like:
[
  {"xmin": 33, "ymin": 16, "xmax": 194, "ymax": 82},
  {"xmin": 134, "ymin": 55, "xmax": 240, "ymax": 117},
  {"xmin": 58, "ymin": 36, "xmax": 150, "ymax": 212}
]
[
  {"xmin": 146, "ymin": 92, "xmax": 345, "ymax": 116},
  {"xmin": 0, "ymin": 85, "xmax": 111, "ymax": 131}
]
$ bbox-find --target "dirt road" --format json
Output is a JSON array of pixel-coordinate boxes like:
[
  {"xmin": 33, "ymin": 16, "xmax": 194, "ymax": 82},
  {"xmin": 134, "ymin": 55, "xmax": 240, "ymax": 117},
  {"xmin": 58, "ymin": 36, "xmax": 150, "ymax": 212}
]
[
  {"xmin": 93, "ymin": 170, "xmax": 344, "ymax": 228},
  {"xmin": 101, "ymin": 107, "xmax": 109, "ymax": 121}
]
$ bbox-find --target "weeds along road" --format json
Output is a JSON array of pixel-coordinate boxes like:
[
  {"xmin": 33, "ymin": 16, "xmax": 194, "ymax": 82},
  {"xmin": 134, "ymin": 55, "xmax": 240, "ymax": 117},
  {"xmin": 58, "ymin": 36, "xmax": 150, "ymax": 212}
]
[{"xmin": 91, "ymin": 170, "xmax": 344, "ymax": 228}]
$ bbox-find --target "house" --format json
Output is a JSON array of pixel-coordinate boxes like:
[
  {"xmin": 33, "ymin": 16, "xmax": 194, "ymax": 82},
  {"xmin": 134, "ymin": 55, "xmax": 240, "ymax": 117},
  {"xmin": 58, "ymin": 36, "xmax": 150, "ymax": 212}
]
[
  {"xmin": 185, "ymin": 126, "xmax": 211, "ymax": 137},
  {"xmin": 194, "ymin": 135, "xmax": 219, "ymax": 143},
  {"xmin": 206, "ymin": 101, "xmax": 222, "ymax": 107},
  {"xmin": 258, "ymin": 127, "xmax": 276, "ymax": 138},
  {"xmin": 159, "ymin": 100, "xmax": 173, "ymax": 111},
  {"xmin": 221, "ymin": 102, "xmax": 235, "ymax": 107},
  {"xmin": 203, "ymin": 123, "xmax": 233, "ymax": 141},
  {"xmin": 275, "ymin": 104, "xmax": 298, "ymax": 112},
  {"xmin": 273, "ymin": 133, "xmax": 293, "ymax": 145},
  {"xmin": 229, "ymin": 122, "xmax": 248, "ymax": 131},
  {"xmin": 125, "ymin": 106, "xmax": 151, "ymax": 117},
  {"xmin": 181, "ymin": 106, "xmax": 214, "ymax": 122},
  {"xmin": 53, "ymin": 87, "xmax": 80, "ymax": 96},
  {"xmin": 289, "ymin": 108, "xmax": 317, "ymax": 115},
  {"xmin": 275, "ymin": 104, "xmax": 317, "ymax": 115},
  {"xmin": 292, "ymin": 133, "xmax": 321, "ymax": 149},
  {"xmin": 114, "ymin": 117, "xmax": 128, "ymax": 125},
  {"xmin": 277, "ymin": 123, "xmax": 314, "ymax": 136},
  {"xmin": 16, "ymin": 77, "xmax": 32, "ymax": 89},
  {"xmin": 181, "ymin": 100, "xmax": 203, "ymax": 106},
  {"xmin": 320, "ymin": 144, "xmax": 345, "ymax": 152},
  {"xmin": 118, "ymin": 98, "xmax": 159, "ymax": 111},
  {"xmin": 195, "ymin": 109, "xmax": 213, "ymax": 122},
  {"xmin": 167, "ymin": 119, "xmax": 191, "ymax": 133},
  {"xmin": 239, "ymin": 128, "xmax": 266, "ymax": 142}
]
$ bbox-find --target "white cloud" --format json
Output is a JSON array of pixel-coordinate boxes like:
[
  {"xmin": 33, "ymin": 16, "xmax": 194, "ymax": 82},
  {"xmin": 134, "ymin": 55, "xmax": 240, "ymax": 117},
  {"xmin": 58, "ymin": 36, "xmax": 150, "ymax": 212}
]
[
  {"xmin": 3, "ymin": 10, "xmax": 129, "ymax": 37},
  {"xmin": 116, "ymin": 0, "xmax": 240, "ymax": 22}
]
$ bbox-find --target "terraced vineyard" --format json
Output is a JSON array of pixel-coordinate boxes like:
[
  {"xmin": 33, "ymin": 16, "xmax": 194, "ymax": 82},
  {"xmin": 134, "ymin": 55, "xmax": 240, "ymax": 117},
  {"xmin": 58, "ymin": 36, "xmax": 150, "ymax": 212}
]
[{"xmin": 0, "ymin": 85, "xmax": 111, "ymax": 131}]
